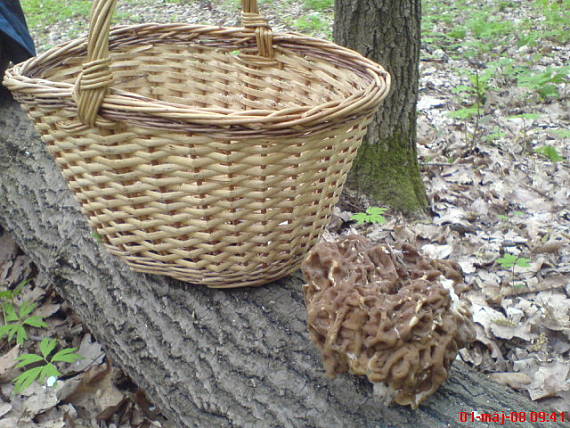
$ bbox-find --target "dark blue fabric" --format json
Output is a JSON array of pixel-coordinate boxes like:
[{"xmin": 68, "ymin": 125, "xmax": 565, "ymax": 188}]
[{"xmin": 0, "ymin": 1, "xmax": 36, "ymax": 62}]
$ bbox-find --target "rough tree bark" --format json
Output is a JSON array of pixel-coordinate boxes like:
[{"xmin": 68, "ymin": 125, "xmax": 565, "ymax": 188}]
[
  {"xmin": 335, "ymin": 0, "xmax": 429, "ymax": 213},
  {"xmin": 0, "ymin": 97, "xmax": 564, "ymax": 427}
]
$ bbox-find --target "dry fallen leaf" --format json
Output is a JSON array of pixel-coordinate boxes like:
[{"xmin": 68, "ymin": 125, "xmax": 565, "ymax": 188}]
[
  {"xmin": 59, "ymin": 361, "xmax": 124, "ymax": 415},
  {"xmin": 22, "ymin": 382, "xmax": 62, "ymax": 417},
  {"xmin": 433, "ymin": 207, "xmax": 472, "ymax": 228},
  {"xmin": 489, "ymin": 372, "xmax": 532, "ymax": 389},
  {"xmin": 535, "ymin": 291, "xmax": 570, "ymax": 332},
  {"xmin": 33, "ymin": 303, "xmax": 61, "ymax": 319},
  {"xmin": 69, "ymin": 334, "xmax": 104, "ymax": 373},
  {"xmin": 472, "ymin": 324, "xmax": 504, "ymax": 361},
  {"xmin": 417, "ymin": 95, "xmax": 447, "ymax": 111},
  {"xmin": 0, "ymin": 345, "xmax": 20, "ymax": 381},
  {"xmin": 134, "ymin": 388, "xmax": 159, "ymax": 419},
  {"xmin": 472, "ymin": 303, "xmax": 536, "ymax": 341},
  {"xmin": 532, "ymin": 239, "xmax": 567, "ymax": 255},
  {"xmin": 525, "ymin": 361, "xmax": 570, "ymax": 401},
  {"xmin": 96, "ymin": 396, "xmax": 129, "ymax": 424},
  {"xmin": 421, "ymin": 243, "xmax": 453, "ymax": 259},
  {"xmin": 0, "ymin": 402, "xmax": 12, "ymax": 419},
  {"xmin": 0, "ymin": 417, "xmax": 21, "ymax": 428}
]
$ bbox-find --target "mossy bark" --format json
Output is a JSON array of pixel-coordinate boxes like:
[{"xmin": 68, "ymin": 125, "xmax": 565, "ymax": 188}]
[{"xmin": 334, "ymin": 0, "xmax": 429, "ymax": 213}]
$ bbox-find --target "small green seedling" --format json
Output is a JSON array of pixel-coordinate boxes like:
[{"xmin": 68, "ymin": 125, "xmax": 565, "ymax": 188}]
[
  {"xmin": 497, "ymin": 253, "xmax": 531, "ymax": 288},
  {"xmin": 535, "ymin": 145, "xmax": 565, "ymax": 162},
  {"xmin": 498, "ymin": 211, "xmax": 526, "ymax": 221},
  {"xmin": 14, "ymin": 337, "xmax": 83, "ymax": 393},
  {"xmin": 484, "ymin": 128, "xmax": 507, "ymax": 142},
  {"xmin": 449, "ymin": 107, "xmax": 479, "ymax": 119},
  {"xmin": 351, "ymin": 207, "xmax": 388, "ymax": 225},
  {"xmin": 507, "ymin": 113, "xmax": 541, "ymax": 120},
  {"xmin": 497, "ymin": 253, "xmax": 530, "ymax": 269}
]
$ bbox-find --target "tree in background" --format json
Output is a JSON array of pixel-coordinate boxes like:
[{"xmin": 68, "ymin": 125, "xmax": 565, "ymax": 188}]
[{"xmin": 334, "ymin": 0, "xmax": 428, "ymax": 213}]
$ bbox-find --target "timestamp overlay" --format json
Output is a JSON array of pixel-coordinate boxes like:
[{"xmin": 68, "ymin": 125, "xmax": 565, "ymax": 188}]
[{"xmin": 458, "ymin": 411, "xmax": 567, "ymax": 425}]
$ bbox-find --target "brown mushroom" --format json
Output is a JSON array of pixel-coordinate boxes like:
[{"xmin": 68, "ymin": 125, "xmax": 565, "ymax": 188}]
[{"xmin": 301, "ymin": 235, "xmax": 475, "ymax": 408}]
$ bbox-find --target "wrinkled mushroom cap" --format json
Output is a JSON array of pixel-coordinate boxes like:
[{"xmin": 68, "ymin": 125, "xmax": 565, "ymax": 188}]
[{"xmin": 302, "ymin": 235, "xmax": 475, "ymax": 408}]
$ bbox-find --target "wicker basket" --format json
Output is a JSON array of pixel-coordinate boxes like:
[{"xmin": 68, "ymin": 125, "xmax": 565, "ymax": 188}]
[{"xmin": 4, "ymin": 0, "xmax": 390, "ymax": 287}]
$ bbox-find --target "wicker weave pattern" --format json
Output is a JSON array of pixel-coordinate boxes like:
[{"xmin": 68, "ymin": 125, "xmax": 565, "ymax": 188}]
[{"xmin": 4, "ymin": 0, "xmax": 390, "ymax": 287}]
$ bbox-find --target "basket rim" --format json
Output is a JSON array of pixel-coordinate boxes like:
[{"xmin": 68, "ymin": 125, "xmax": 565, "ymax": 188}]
[{"xmin": 4, "ymin": 23, "xmax": 391, "ymax": 131}]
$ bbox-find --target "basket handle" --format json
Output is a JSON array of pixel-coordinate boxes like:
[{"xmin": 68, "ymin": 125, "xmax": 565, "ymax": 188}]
[{"xmin": 75, "ymin": 0, "xmax": 273, "ymax": 127}]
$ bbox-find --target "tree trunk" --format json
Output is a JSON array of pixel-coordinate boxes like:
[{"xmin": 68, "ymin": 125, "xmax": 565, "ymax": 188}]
[
  {"xmin": 334, "ymin": 0, "xmax": 428, "ymax": 213},
  {"xmin": 0, "ymin": 97, "xmax": 563, "ymax": 428}
]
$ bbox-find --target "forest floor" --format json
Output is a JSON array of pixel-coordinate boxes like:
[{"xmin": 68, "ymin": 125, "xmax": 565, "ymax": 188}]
[{"xmin": 1, "ymin": 0, "xmax": 569, "ymax": 427}]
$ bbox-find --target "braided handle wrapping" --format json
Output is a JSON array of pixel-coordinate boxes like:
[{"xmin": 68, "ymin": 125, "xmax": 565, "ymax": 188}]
[{"xmin": 75, "ymin": 0, "xmax": 273, "ymax": 126}]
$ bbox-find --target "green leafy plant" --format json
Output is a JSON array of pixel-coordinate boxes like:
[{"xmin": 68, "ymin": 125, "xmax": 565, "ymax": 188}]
[
  {"xmin": 535, "ymin": 145, "xmax": 565, "ymax": 162},
  {"xmin": 14, "ymin": 337, "xmax": 83, "ymax": 393},
  {"xmin": 21, "ymin": 0, "xmax": 91, "ymax": 32},
  {"xmin": 0, "ymin": 280, "xmax": 48, "ymax": 345},
  {"xmin": 304, "ymin": 0, "xmax": 333, "ymax": 10},
  {"xmin": 508, "ymin": 113, "xmax": 541, "ymax": 120},
  {"xmin": 0, "ymin": 302, "xmax": 48, "ymax": 345},
  {"xmin": 467, "ymin": 11, "xmax": 514, "ymax": 39},
  {"xmin": 552, "ymin": 129, "xmax": 570, "ymax": 139},
  {"xmin": 1, "ymin": 281, "xmax": 83, "ymax": 393},
  {"xmin": 293, "ymin": 15, "xmax": 330, "ymax": 37},
  {"xmin": 497, "ymin": 211, "xmax": 525, "ymax": 221},
  {"xmin": 533, "ymin": 0, "xmax": 570, "ymax": 43},
  {"xmin": 449, "ymin": 107, "xmax": 479, "ymax": 120},
  {"xmin": 450, "ymin": 68, "xmax": 496, "ymax": 145},
  {"xmin": 0, "ymin": 279, "xmax": 28, "ymax": 302},
  {"xmin": 517, "ymin": 30, "xmax": 540, "ymax": 47},
  {"xmin": 497, "ymin": 253, "xmax": 531, "ymax": 287},
  {"xmin": 452, "ymin": 68, "xmax": 493, "ymax": 106},
  {"xmin": 483, "ymin": 128, "xmax": 507, "ymax": 143},
  {"xmin": 351, "ymin": 207, "xmax": 388, "ymax": 225},
  {"xmin": 497, "ymin": 253, "xmax": 530, "ymax": 269},
  {"xmin": 517, "ymin": 67, "xmax": 569, "ymax": 99}
]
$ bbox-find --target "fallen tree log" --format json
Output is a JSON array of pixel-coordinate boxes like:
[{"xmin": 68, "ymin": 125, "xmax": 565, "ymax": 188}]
[{"xmin": 0, "ymin": 94, "xmax": 565, "ymax": 428}]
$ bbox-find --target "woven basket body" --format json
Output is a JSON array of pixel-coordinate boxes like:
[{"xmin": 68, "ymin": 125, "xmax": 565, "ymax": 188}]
[{"xmin": 4, "ymin": 0, "xmax": 390, "ymax": 287}]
